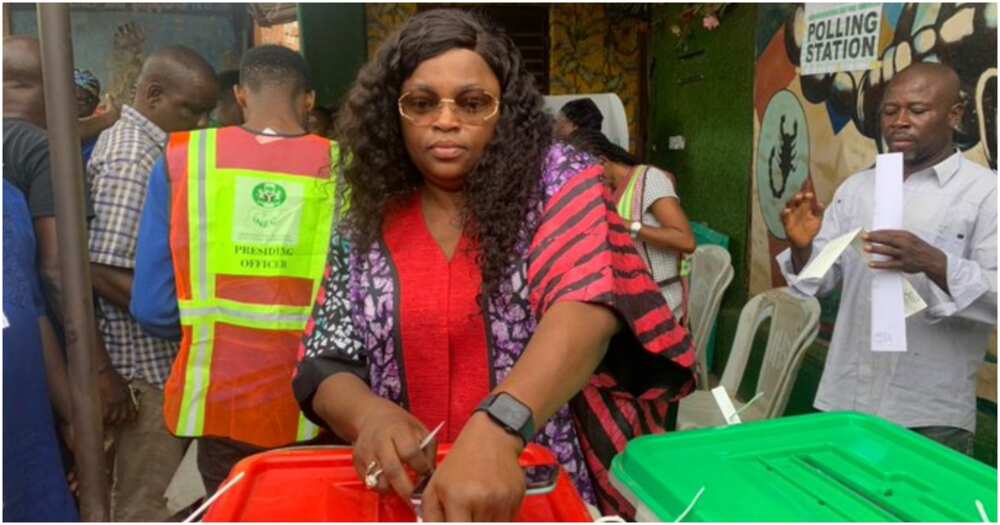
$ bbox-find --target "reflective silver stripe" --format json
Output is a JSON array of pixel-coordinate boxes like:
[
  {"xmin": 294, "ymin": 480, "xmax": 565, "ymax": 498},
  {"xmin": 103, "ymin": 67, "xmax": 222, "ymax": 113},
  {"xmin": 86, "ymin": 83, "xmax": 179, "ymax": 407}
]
[
  {"xmin": 182, "ymin": 323, "xmax": 212, "ymax": 435},
  {"xmin": 197, "ymin": 130, "xmax": 208, "ymax": 301},
  {"xmin": 180, "ymin": 306, "xmax": 310, "ymax": 325}
]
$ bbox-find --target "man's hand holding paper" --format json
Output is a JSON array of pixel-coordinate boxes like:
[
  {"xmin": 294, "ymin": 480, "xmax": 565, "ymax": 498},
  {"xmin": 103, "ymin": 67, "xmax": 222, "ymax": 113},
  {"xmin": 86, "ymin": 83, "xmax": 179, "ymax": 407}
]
[{"xmin": 862, "ymin": 229, "xmax": 950, "ymax": 294}]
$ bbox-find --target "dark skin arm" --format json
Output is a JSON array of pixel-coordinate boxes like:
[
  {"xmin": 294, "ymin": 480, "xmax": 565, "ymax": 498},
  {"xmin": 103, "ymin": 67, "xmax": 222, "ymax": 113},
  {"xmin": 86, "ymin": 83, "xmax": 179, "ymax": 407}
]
[
  {"xmin": 864, "ymin": 230, "xmax": 950, "ymax": 294},
  {"xmin": 89, "ymin": 264, "xmax": 139, "ymax": 424},
  {"xmin": 421, "ymin": 301, "xmax": 618, "ymax": 521},
  {"xmin": 312, "ymin": 302, "xmax": 618, "ymax": 522},
  {"xmin": 93, "ymin": 328, "xmax": 137, "ymax": 425},
  {"xmin": 634, "ymin": 197, "xmax": 696, "ymax": 254},
  {"xmin": 90, "ymin": 263, "xmax": 134, "ymax": 311},
  {"xmin": 78, "ymin": 95, "xmax": 120, "ymax": 142},
  {"xmin": 39, "ymin": 315, "xmax": 82, "ymax": 496},
  {"xmin": 35, "ymin": 217, "xmax": 65, "ymax": 324},
  {"xmin": 35, "ymin": 218, "xmax": 136, "ymax": 425},
  {"xmin": 314, "ymin": 374, "xmax": 438, "ymax": 499},
  {"xmin": 39, "ymin": 315, "xmax": 72, "ymax": 427}
]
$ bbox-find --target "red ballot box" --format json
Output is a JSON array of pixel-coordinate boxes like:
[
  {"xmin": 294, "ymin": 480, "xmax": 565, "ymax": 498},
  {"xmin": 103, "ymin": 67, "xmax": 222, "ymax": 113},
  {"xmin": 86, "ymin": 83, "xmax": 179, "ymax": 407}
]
[{"xmin": 203, "ymin": 443, "xmax": 592, "ymax": 522}]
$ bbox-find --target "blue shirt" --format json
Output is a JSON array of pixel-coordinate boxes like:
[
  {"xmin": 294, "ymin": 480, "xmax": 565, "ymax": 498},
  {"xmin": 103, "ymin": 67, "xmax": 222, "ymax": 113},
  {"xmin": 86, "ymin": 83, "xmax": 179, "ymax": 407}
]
[
  {"xmin": 2, "ymin": 181, "xmax": 80, "ymax": 522},
  {"xmin": 131, "ymin": 157, "xmax": 181, "ymax": 341},
  {"xmin": 81, "ymin": 137, "xmax": 97, "ymax": 168}
]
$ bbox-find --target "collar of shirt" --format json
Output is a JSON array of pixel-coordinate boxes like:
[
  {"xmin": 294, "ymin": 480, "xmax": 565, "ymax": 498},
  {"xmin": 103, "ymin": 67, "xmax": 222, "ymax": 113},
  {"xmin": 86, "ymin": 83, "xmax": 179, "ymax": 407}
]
[
  {"xmin": 909, "ymin": 149, "xmax": 963, "ymax": 187},
  {"xmin": 120, "ymin": 104, "xmax": 168, "ymax": 150}
]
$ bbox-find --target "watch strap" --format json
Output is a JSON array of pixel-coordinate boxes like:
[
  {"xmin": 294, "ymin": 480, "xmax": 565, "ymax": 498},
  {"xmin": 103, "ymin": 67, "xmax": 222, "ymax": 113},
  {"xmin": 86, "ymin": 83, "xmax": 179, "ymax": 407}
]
[{"xmin": 476, "ymin": 392, "xmax": 535, "ymax": 445}]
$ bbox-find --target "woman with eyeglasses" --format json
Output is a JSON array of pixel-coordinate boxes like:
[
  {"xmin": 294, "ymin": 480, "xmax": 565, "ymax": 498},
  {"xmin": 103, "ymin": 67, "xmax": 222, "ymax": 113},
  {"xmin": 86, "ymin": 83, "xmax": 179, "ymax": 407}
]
[{"xmin": 293, "ymin": 9, "xmax": 695, "ymax": 521}]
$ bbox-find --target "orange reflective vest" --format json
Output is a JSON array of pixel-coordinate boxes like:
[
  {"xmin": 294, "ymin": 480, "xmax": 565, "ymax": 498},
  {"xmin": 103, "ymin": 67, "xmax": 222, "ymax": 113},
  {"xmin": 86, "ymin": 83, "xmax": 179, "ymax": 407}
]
[{"xmin": 162, "ymin": 127, "xmax": 345, "ymax": 448}]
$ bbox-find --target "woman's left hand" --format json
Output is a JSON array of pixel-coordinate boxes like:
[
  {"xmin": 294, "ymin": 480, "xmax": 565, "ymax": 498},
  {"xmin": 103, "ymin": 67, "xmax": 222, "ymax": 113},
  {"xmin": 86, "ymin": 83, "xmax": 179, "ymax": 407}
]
[{"xmin": 420, "ymin": 412, "xmax": 527, "ymax": 521}]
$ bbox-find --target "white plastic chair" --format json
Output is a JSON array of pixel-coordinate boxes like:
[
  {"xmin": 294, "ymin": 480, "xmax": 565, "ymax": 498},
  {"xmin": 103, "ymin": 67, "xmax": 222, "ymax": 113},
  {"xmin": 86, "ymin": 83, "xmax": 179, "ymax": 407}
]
[
  {"xmin": 677, "ymin": 287, "xmax": 820, "ymax": 429},
  {"xmin": 685, "ymin": 245, "xmax": 734, "ymax": 390}
]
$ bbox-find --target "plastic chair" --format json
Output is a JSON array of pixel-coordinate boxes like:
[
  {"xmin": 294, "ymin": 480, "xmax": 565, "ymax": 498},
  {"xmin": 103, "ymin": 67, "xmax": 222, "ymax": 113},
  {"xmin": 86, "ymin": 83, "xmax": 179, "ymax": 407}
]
[
  {"xmin": 685, "ymin": 245, "xmax": 734, "ymax": 390},
  {"xmin": 677, "ymin": 287, "xmax": 820, "ymax": 429}
]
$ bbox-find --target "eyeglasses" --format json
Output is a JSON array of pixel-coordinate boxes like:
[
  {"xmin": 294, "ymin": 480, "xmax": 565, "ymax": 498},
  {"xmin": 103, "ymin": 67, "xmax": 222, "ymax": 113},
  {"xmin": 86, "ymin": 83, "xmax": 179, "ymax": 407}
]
[{"xmin": 398, "ymin": 90, "xmax": 500, "ymax": 126}]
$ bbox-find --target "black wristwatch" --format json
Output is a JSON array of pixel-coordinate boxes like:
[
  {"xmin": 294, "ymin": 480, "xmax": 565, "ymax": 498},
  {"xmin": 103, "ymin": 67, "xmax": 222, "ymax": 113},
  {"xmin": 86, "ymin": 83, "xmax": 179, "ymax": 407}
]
[{"xmin": 475, "ymin": 392, "xmax": 535, "ymax": 445}]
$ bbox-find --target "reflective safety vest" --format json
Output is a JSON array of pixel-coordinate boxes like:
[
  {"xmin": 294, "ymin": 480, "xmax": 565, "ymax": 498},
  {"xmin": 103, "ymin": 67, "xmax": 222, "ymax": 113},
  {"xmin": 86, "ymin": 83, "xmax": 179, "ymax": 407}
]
[{"xmin": 162, "ymin": 127, "xmax": 345, "ymax": 448}]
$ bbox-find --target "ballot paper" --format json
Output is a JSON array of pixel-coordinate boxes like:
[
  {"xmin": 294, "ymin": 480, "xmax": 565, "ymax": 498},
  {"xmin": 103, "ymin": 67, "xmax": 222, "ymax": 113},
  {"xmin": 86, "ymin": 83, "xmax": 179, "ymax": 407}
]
[
  {"xmin": 871, "ymin": 153, "xmax": 907, "ymax": 352},
  {"xmin": 795, "ymin": 227, "xmax": 864, "ymax": 282},
  {"xmin": 795, "ymin": 226, "xmax": 927, "ymax": 319},
  {"xmin": 849, "ymin": 231, "xmax": 928, "ymax": 318},
  {"xmin": 710, "ymin": 386, "xmax": 741, "ymax": 425}
]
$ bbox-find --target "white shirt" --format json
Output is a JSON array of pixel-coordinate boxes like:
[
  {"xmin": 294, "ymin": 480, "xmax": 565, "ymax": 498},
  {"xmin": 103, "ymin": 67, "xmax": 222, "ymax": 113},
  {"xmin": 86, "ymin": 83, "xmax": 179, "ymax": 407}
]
[
  {"xmin": 636, "ymin": 166, "xmax": 683, "ymax": 316},
  {"xmin": 776, "ymin": 151, "xmax": 996, "ymax": 431}
]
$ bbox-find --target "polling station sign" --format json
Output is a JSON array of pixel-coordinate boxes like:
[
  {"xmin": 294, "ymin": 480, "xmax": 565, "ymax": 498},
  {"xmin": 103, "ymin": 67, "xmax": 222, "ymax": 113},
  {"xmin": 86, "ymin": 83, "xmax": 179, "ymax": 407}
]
[{"xmin": 800, "ymin": 3, "xmax": 882, "ymax": 75}]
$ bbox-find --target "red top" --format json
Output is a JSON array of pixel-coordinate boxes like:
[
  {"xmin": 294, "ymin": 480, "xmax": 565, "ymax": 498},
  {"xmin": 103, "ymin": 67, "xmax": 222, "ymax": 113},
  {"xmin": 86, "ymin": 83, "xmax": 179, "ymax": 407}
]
[{"xmin": 381, "ymin": 194, "xmax": 491, "ymax": 442}]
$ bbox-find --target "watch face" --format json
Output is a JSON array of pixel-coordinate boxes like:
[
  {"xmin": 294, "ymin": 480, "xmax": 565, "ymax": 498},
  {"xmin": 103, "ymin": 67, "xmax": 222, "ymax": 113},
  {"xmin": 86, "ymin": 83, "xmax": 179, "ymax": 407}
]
[{"xmin": 493, "ymin": 394, "xmax": 531, "ymax": 429}]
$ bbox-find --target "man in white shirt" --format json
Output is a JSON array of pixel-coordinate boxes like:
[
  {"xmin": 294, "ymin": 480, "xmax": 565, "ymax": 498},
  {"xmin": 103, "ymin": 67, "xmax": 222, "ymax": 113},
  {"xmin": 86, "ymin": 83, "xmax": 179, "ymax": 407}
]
[{"xmin": 778, "ymin": 62, "xmax": 996, "ymax": 454}]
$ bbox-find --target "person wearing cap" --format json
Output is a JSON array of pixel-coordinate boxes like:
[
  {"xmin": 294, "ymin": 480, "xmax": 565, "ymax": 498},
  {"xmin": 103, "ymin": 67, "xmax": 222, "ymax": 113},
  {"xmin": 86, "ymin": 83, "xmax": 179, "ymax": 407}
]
[{"xmin": 74, "ymin": 68, "xmax": 119, "ymax": 166}]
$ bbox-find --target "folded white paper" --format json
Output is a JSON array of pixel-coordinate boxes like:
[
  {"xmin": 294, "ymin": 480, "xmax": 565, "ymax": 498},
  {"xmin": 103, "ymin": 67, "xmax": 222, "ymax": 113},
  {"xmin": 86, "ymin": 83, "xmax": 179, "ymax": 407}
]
[
  {"xmin": 711, "ymin": 386, "xmax": 741, "ymax": 425},
  {"xmin": 795, "ymin": 227, "xmax": 864, "ymax": 283}
]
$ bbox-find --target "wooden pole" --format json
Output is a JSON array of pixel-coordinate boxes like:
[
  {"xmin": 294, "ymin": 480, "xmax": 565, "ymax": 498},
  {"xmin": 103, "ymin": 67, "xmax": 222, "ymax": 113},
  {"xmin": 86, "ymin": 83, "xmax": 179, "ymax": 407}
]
[{"xmin": 36, "ymin": 4, "xmax": 109, "ymax": 520}]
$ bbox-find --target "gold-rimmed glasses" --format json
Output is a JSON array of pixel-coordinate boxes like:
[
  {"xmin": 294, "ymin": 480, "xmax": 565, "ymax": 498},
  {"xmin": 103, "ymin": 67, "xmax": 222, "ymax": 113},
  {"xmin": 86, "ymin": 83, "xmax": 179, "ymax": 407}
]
[{"xmin": 398, "ymin": 89, "xmax": 500, "ymax": 126}]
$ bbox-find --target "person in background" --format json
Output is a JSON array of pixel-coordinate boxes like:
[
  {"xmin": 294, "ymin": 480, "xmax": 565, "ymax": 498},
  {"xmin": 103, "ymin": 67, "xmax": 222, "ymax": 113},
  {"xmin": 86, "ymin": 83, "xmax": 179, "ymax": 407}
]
[
  {"xmin": 3, "ymin": 180, "xmax": 79, "ymax": 522},
  {"xmin": 87, "ymin": 45, "xmax": 217, "ymax": 521},
  {"xmin": 209, "ymin": 69, "xmax": 244, "ymax": 127},
  {"xmin": 554, "ymin": 97, "xmax": 602, "ymax": 140},
  {"xmin": 3, "ymin": 36, "xmax": 134, "ymax": 434},
  {"xmin": 571, "ymin": 127, "xmax": 695, "ymax": 320},
  {"xmin": 74, "ymin": 68, "xmax": 102, "ymax": 119},
  {"xmin": 294, "ymin": 10, "xmax": 694, "ymax": 520},
  {"xmin": 779, "ymin": 62, "xmax": 996, "ymax": 455},
  {"xmin": 74, "ymin": 68, "xmax": 119, "ymax": 166},
  {"xmin": 132, "ymin": 44, "xmax": 346, "ymax": 495},
  {"xmin": 307, "ymin": 105, "xmax": 333, "ymax": 137}
]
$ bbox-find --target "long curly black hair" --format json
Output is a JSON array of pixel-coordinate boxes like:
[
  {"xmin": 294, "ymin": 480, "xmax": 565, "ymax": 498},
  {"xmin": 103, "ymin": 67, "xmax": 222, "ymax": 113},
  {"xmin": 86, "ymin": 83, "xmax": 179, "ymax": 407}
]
[{"xmin": 334, "ymin": 8, "xmax": 553, "ymax": 297}]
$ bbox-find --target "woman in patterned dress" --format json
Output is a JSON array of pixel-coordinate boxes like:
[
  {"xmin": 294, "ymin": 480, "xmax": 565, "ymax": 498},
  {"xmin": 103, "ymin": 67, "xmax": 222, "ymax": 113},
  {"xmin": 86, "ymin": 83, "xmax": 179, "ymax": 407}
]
[{"xmin": 293, "ymin": 9, "xmax": 696, "ymax": 521}]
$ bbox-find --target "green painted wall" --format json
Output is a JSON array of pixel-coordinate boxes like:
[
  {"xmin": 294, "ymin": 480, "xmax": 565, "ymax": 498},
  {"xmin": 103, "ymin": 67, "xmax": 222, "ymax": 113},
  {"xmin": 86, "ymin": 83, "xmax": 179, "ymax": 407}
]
[
  {"xmin": 646, "ymin": 4, "xmax": 757, "ymax": 379},
  {"xmin": 646, "ymin": 4, "xmax": 756, "ymax": 311},
  {"xmin": 298, "ymin": 3, "xmax": 367, "ymax": 108}
]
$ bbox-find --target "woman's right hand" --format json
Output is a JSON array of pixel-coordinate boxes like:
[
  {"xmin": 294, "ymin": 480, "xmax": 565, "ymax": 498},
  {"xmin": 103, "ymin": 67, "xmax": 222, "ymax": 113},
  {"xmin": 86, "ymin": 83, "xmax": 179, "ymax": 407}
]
[{"xmin": 352, "ymin": 397, "xmax": 437, "ymax": 498}]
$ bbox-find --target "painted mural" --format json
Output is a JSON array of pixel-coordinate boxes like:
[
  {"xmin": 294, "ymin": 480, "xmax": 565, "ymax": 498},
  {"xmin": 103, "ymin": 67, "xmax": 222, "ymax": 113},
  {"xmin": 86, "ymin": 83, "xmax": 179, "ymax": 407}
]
[
  {"xmin": 365, "ymin": 4, "xmax": 417, "ymax": 58},
  {"xmin": 10, "ymin": 4, "xmax": 243, "ymax": 104},
  {"xmin": 549, "ymin": 4, "xmax": 643, "ymax": 153},
  {"xmin": 750, "ymin": 3, "xmax": 997, "ymax": 297},
  {"xmin": 363, "ymin": 4, "xmax": 644, "ymax": 153}
]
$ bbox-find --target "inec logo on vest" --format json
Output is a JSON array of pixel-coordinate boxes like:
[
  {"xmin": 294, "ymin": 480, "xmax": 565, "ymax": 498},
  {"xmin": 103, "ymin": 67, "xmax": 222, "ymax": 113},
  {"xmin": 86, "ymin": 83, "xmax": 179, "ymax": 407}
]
[
  {"xmin": 252, "ymin": 182, "xmax": 287, "ymax": 209},
  {"xmin": 233, "ymin": 177, "xmax": 304, "ymax": 247}
]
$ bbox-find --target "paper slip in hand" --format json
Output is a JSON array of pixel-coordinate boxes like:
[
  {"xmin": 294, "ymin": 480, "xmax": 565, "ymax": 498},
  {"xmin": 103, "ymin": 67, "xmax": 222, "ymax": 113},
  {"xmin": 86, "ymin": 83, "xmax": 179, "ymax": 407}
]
[
  {"xmin": 795, "ymin": 227, "xmax": 863, "ymax": 283},
  {"xmin": 851, "ymin": 233, "xmax": 927, "ymax": 318},
  {"xmin": 794, "ymin": 225, "xmax": 928, "ymax": 319},
  {"xmin": 902, "ymin": 280, "xmax": 927, "ymax": 317},
  {"xmin": 871, "ymin": 153, "xmax": 907, "ymax": 352}
]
